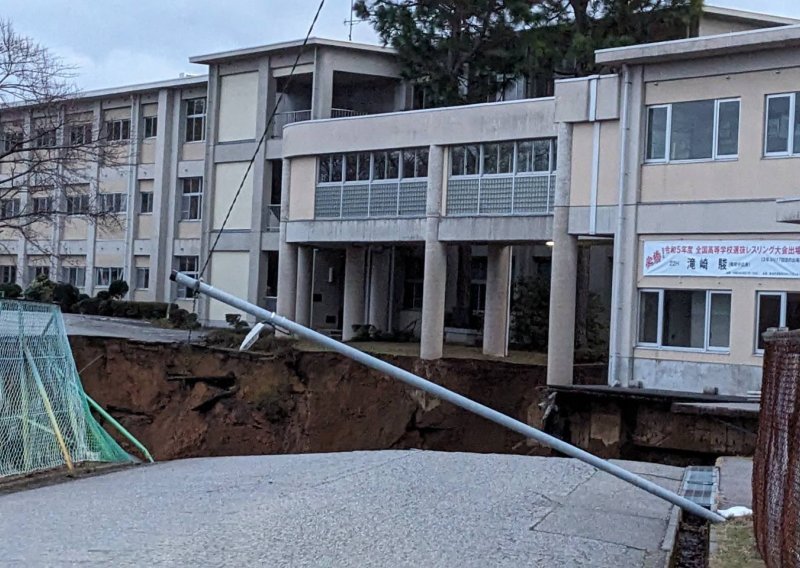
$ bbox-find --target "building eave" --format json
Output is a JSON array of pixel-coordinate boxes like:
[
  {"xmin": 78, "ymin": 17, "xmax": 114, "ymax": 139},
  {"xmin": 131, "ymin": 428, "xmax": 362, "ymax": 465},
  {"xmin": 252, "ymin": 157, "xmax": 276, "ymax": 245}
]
[{"xmin": 189, "ymin": 37, "xmax": 395, "ymax": 65}]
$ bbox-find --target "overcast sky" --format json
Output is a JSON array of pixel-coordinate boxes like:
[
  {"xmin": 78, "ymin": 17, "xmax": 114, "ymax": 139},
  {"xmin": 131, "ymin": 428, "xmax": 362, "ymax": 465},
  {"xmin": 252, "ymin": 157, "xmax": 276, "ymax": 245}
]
[{"xmin": 4, "ymin": 0, "xmax": 800, "ymax": 90}]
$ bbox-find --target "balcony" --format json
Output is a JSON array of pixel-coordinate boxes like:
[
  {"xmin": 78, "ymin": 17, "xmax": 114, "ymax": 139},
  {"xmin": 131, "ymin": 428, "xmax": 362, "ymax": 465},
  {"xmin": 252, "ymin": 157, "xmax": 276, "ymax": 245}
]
[
  {"xmin": 264, "ymin": 204, "xmax": 281, "ymax": 232},
  {"xmin": 271, "ymin": 108, "xmax": 367, "ymax": 138}
]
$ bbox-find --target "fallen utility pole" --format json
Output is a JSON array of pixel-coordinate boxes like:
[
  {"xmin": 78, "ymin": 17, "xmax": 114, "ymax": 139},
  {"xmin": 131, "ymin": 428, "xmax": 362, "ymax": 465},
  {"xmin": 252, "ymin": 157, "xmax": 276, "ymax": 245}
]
[{"xmin": 171, "ymin": 270, "xmax": 725, "ymax": 524}]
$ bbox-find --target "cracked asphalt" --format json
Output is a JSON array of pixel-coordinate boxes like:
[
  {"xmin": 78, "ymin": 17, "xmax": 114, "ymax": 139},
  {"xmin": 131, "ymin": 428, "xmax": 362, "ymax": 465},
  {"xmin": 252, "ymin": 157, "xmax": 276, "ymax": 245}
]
[{"xmin": 0, "ymin": 451, "xmax": 683, "ymax": 567}]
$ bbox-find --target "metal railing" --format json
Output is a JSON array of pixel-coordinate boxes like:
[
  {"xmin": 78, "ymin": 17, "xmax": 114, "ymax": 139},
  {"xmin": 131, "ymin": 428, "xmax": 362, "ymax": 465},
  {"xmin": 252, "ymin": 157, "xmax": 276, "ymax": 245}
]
[
  {"xmin": 264, "ymin": 204, "xmax": 281, "ymax": 232},
  {"xmin": 171, "ymin": 269, "xmax": 725, "ymax": 525},
  {"xmin": 331, "ymin": 108, "xmax": 367, "ymax": 119},
  {"xmin": 272, "ymin": 110, "xmax": 312, "ymax": 137}
]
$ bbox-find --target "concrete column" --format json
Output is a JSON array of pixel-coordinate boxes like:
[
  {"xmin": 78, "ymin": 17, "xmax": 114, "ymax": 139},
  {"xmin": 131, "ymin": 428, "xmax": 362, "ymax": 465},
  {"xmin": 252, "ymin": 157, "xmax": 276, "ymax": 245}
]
[
  {"xmin": 609, "ymin": 65, "xmax": 645, "ymax": 388},
  {"xmin": 547, "ymin": 123, "xmax": 578, "ymax": 386},
  {"xmin": 368, "ymin": 249, "xmax": 390, "ymax": 332},
  {"xmin": 150, "ymin": 88, "xmax": 174, "ymax": 301},
  {"xmin": 295, "ymin": 246, "xmax": 313, "ymax": 326},
  {"xmin": 483, "ymin": 244, "xmax": 512, "ymax": 357},
  {"xmin": 123, "ymin": 94, "xmax": 140, "ymax": 294},
  {"xmin": 342, "ymin": 246, "xmax": 366, "ymax": 341},
  {"xmin": 311, "ymin": 48, "xmax": 334, "ymax": 120},
  {"xmin": 276, "ymin": 158, "xmax": 297, "ymax": 321},
  {"xmin": 421, "ymin": 145, "xmax": 446, "ymax": 360}
]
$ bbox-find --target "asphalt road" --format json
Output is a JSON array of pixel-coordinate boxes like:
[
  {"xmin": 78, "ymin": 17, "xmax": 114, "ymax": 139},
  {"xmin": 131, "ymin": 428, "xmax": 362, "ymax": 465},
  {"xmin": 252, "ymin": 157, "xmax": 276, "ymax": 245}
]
[
  {"xmin": 0, "ymin": 451, "xmax": 682, "ymax": 567},
  {"xmin": 63, "ymin": 313, "xmax": 205, "ymax": 344}
]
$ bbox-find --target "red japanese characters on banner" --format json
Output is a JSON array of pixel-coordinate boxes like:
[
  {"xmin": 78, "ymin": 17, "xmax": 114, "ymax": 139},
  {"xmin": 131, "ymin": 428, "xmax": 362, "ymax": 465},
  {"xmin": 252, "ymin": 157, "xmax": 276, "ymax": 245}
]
[{"xmin": 643, "ymin": 240, "xmax": 800, "ymax": 278}]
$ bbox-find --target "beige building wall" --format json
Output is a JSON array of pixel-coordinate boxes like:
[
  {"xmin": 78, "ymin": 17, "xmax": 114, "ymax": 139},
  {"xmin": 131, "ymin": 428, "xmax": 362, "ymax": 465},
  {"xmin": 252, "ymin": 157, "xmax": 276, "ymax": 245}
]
[
  {"xmin": 212, "ymin": 162, "xmax": 254, "ymax": 229},
  {"xmin": 642, "ymin": 67, "xmax": 800, "ymax": 203},
  {"xmin": 288, "ymin": 157, "xmax": 317, "ymax": 221},
  {"xmin": 182, "ymin": 142, "xmax": 205, "ymax": 161},
  {"xmin": 208, "ymin": 251, "xmax": 250, "ymax": 320},
  {"xmin": 217, "ymin": 72, "xmax": 259, "ymax": 142},
  {"xmin": 569, "ymin": 121, "xmax": 620, "ymax": 208}
]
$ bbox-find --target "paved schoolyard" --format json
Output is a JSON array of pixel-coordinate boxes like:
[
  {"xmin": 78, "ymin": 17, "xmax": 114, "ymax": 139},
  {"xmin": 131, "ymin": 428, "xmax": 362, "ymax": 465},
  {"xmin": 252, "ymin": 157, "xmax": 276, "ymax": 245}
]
[{"xmin": 0, "ymin": 451, "xmax": 682, "ymax": 567}]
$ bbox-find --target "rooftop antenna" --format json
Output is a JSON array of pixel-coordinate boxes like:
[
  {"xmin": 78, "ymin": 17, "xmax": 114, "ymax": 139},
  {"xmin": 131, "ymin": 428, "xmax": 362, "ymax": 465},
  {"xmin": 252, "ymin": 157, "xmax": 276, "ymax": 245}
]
[{"xmin": 344, "ymin": 0, "xmax": 358, "ymax": 41}]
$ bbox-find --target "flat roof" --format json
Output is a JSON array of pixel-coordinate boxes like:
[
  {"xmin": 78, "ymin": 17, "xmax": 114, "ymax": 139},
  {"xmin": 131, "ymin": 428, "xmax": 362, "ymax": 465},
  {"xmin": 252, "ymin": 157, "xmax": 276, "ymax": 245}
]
[
  {"xmin": 702, "ymin": 5, "xmax": 800, "ymax": 26},
  {"xmin": 596, "ymin": 23, "xmax": 800, "ymax": 66},
  {"xmin": 190, "ymin": 37, "xmax": 395, "ymax": 65},
  {"xmin": 79, "ymin": 75, "xmax": 208, "ymax": 99}
]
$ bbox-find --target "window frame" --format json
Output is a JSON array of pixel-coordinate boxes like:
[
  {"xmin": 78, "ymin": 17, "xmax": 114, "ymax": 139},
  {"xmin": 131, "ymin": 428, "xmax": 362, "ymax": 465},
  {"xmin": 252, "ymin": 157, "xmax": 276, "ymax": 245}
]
[
  {"xmin": 175, "ymin": 255, "xmax": 199, "ymax": 299},
  {"xmin": 105, "ymin": 119, "xmax": 131, "ymax": 141},
  {"xmin": 61, "ymin": 266, "xmax": 86, "ymax": 288},
  {"xmin": 644, "ymin": 98, "xmax": 741, "ymax": 164},
  {"xmin": 180, "ymin": 177, "xmax": 203, "ymax": 221},
  {"xmin": 66, "ymin": 194, "xmax": 90, "ymax": 215},
  {"xmin": 143, "ymin": 116, "xmax": 158, "ymax": 139},
  {"xmin": 98, "ymin": 193, "xmax": 127, "ymax": 214},
  {"xmin": 94, "ymin": 267, "xmax": 124, "ymax": 288},
  {"xmin": 184, "ymin": 98, "xmax": 206, "ymax": 143},
  {"xmin": 764, "ymin": 93, "xmax": 797, "ymax": 157},
  {"xmin": 135, "ymin": 267, "xmax": 150, "ymax": 290},
  {"xmin": 0, "ymin": 265, "xmax": 17, "ymax": 284},
  {"xmin": 139, "ymin": 191, "xmax": 154, "ymax": 214},
  {"xmin": 754, "ymin": 291, "xmax": 800, "ymax": 354},
  {"xmin": 637, "ymin": 288, "xmax": 732, "ymax": 353}
]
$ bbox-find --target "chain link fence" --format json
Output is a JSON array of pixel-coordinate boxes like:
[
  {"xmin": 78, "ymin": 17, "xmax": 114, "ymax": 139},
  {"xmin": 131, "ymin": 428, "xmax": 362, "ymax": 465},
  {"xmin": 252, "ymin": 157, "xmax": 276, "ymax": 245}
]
[
  {"xmin": 754, "ymin": 329, "xmax": 800, "ymax": 567},
  {"xmin": 0, "ymin": 300, "xmax": 133, "ymax": 478}
]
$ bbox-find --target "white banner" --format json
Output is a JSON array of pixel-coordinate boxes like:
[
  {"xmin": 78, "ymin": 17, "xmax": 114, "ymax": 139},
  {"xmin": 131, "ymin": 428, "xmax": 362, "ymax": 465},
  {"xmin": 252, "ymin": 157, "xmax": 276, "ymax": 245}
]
[{"xmin": 643, "ymin": 240, "xmax": 800, "ymax": 278}]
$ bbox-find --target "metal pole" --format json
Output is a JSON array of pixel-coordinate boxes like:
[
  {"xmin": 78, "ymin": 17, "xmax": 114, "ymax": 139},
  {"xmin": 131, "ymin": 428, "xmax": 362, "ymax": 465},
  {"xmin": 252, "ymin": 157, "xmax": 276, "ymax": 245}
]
[
  {"xmin": 85, "ymin": 395, "xmax": 154, "ymax": 464},
  {"xmin": 171, "ymin": 270, "xmax": 725, "ymax": 524}
]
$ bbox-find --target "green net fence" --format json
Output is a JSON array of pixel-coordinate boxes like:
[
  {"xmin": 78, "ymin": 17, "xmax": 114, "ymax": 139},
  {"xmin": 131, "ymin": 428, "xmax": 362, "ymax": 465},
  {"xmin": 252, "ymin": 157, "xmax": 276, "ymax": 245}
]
[{"xmin": 0, "ymin": 300, "xmax": 134, "ymax": 478}]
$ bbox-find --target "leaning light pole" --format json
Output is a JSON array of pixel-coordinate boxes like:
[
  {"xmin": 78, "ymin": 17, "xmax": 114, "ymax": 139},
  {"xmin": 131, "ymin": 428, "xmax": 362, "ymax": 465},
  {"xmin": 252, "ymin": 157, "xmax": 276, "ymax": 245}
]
[{"xmin": 171, "ymin": 270, "xmax": 725, "ymax": 524}]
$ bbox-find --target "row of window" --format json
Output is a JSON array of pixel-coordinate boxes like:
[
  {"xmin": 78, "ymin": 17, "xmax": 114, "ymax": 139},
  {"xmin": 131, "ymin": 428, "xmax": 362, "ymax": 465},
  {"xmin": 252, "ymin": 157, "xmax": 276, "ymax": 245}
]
[
  {"xmin": 1, "ymin": 98, "xmax": 205, "ymax": 150},
  {"xmin": 450, "ymin": 139, "xmax": 557, "ymax": 177},
  {"xmin": 638, "ymin": 288, "xmax": 800, "ymax": 354},
  {"xmin": 318, "ymin": 148, "xmax": 429, "ymax": 184},
  {"xmin": 0, "ymin": 178, "xmax": 203, "ymax": 220},
  {"xmin": 645, "ymin": 92, "xmax": 800, "ymax": 163}
]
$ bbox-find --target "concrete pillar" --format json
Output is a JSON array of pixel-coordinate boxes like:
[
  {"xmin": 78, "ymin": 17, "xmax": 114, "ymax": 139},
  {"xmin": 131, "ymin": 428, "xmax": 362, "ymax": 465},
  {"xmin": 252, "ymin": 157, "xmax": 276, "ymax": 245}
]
[
  {"xmin": 609, "ymin": 65, "xmax": 645, "ymax": 388},
  {"xmin": 151, "ymin": 88, "xmax": 174, "ymax": 301},
  {"xmin": 483, "ymin": 244, "xmax": 512, "ymax": 357},
  {"xmin": 342, "ymin": 246, "xmax": 366, "ymax": 341},
  {"xmin": 276, "ymin": 158, "xmax": 297, "ymax": 321},
  {"xmin": 547, "ymin": 123, "xmax": 578, "ymax": 386},
  {"xmin": 368, "ymin": 249, "xmax": 390, "ymax": 332},
  {"xmin": 311, "ymin": 50, "xmax": 334, "ymax": 120},
  {"xmin": 420, "ymin": 145, "xmax": 446, "ymax": 360},
  {"xmin": 295, "ymin": 246, "xmax": 313, "ymax": 327}
]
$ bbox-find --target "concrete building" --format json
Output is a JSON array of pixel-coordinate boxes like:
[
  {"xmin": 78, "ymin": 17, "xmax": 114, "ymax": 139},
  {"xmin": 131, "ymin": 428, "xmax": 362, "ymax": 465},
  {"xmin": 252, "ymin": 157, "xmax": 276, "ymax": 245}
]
[
  {"xmin": 548, "ymin": 23, "xmax": 800, "ymax": 396},
  {"xmin": 0, "ymin": 75, "xmax": 209, "ymax": 312},
  {"xmin": 2, "ymin": 6, "xmax": 799, "ymax": 397}
]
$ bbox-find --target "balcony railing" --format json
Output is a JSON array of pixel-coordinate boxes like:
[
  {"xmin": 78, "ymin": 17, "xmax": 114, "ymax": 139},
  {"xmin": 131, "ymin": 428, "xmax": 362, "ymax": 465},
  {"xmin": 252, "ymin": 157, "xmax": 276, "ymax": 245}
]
[
  {"xmin": 264, "ymin": 204, "xmax": 281, "ymax": 232},
  {"xmin": 271, "ymin": 110, "xmax": 312, "ymax": 137},
  {"xmin": 446, "ymin": 173, "xmax": 556, "ymax": 216},
  {"xmin": 330, "ymin": 108, "xmax": 368, "ymax": 119}
]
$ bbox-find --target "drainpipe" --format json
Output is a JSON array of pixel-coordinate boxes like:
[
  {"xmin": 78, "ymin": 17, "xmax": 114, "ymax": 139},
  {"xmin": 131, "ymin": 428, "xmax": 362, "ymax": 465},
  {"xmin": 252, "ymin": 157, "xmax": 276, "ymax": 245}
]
[
  {"xmin": 608, "ymin": 65, "xmax": 632, "ymax": 387},
  {"xmin": 588, "ymin": 76, "xmax": 600, "ymax": 236}
]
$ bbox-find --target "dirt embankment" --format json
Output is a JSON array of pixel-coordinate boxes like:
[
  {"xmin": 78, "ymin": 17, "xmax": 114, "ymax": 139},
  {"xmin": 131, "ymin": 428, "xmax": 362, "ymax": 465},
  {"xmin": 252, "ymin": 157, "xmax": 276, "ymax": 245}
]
[{"xmin": 71, "ymin": 337, "xmax": 569, "ymax": 461}]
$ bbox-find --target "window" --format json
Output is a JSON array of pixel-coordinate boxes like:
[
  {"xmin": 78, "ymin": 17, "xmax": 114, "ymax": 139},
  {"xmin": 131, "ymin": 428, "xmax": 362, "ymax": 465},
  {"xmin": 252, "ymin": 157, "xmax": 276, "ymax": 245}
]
[
  {"xmin": 0, "ymin": 198, "xmax": 20, "ymax": 220},
  {"xmin": 175, "ymin": 256, "xmax": 199, "ymax": 298},
  {"xmin": 180, "ymin": 177, "xmax": 202, "ymax": 220},
  {"xmin": 638, "ymin": 289, "xmax": 731, "ymax": 351},
  {"xmin": 402, "ymin": 148, "xmax": 428, "ymax": 179},
  {"xmin": 98, "ymin": 193, "xmax": 127, "ymax": 213},
  {"xmin": 95, "ymin": 267, "xmax": 124, "ymax": 287},
  {"xmin": 35, "ymin": 128, "xmax": 57, "ymax": 148},
  {"xmin": 143, "ymin": 116, "xmax": 158, "ymax": 139},
  {"xmin": 645, "ymin": 99, "xmax": 740, "ymax": 162},
  {"xmin": 372, "ymin": 151, "xmax": 400, "ymax": 181},
  {"xmin": 140, "ymin": 191, "xmax": 153, "ymax": 214},
  {"xmin": 61, "ymin": 266, "xmax": 85, "ymax": 288},
  {"xmin": 765, "ymin": 93, "xmax": 800, "ymax": 156},
  {"xmin": 185, "ymin": 98, "xmax": 206, "ymax": 142},
  {"xmin": 756, "ymin": 292, "xmax": 800, "ymax": 351},
  {"xmin": 66, "ymin": 194, "xmax": 90, "ymax": 215},
  {"xmin": 28, "ymin": 266, "xmax": 49, "ymax": 282},
  {"xmin": 105, "ymin": 119, "xmax": 131, "ymax": 141},
  {"xmin": 451, "ymin": 139, "xmax": 556, "ymax": 176},
  {"xmin": 2, "ymin": 130, "xmax": 23, "ymax": 153},
  {"xmin": 31, "ymin": 197, "xmax": 52, "ymax": 214},
  {"xmin": 450, "ymin": 145, "xmax": 480, "ymax": 176},
  {"xmin": 0, "ymin": 265, "xmax": 16, "ymax": 284},
  {"xmin": 67, "ymin": 124, "xmax": 92, "ymax": 145},
  {"xmin": 469, "ymin": 256, "xmax": 488, "ymax": 314},
  {"xmin": 345, "ymin": 153, "xmax": 371, "ymax": 182},
  {"xmin": 135, "ymin": 267, "xmax": 150, "ymax": 290},
  {"xmin": 318, "ymin": 154, "xmax": 344, "ymax": 183}
]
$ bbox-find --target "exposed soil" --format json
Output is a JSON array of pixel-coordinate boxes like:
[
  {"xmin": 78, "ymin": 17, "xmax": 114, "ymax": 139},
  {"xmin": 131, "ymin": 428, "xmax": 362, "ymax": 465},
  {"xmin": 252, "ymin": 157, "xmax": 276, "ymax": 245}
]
[
  {"xmin": 71, "ymin": 336, "xmax": 567, "ymax": 461},
  {"xmin": 675, "ymin": 515, "xmax": 710, "ymax": 568}
]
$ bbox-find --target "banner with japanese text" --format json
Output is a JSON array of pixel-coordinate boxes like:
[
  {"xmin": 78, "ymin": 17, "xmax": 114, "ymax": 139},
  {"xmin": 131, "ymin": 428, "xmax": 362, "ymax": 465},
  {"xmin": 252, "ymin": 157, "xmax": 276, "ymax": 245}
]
[{"xmin": 643, "ymin": 240, "xmax": 800, "ymax": 278}]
